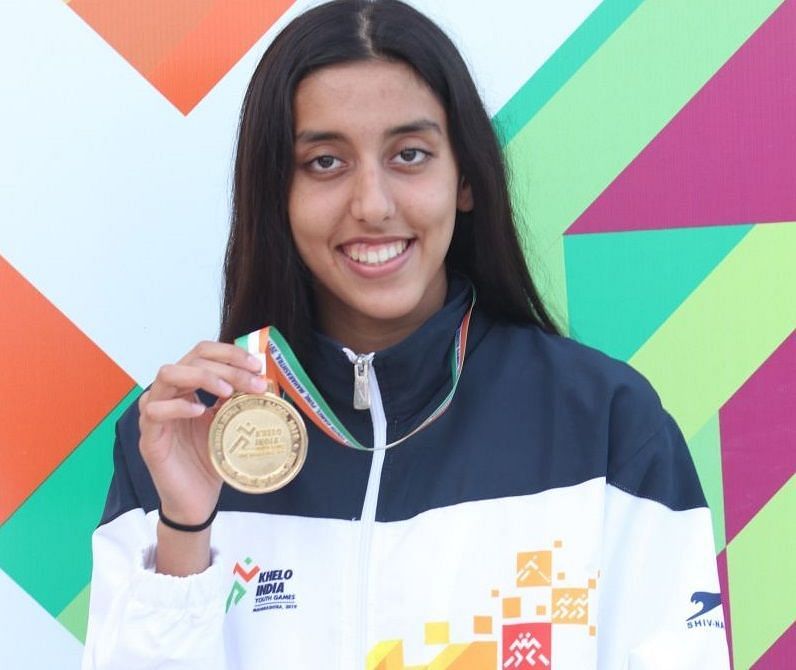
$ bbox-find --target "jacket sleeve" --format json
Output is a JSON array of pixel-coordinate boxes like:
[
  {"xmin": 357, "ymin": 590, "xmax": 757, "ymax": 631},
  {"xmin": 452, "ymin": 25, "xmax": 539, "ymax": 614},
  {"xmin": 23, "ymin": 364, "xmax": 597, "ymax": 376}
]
[
  {"xmin": 81, "ymin": 412, "xmax": 228, "ymax": 670},
  {"xmin": 597, "ymin": 409, "xmax": 731, "ymax": 669}
]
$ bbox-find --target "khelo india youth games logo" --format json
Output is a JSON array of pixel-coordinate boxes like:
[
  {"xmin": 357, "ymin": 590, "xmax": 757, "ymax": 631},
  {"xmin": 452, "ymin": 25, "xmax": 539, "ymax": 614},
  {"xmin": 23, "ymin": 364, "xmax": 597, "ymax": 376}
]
[{"xmin": 226, "ymin": 557, "xmax": 298, "ymax": 614}]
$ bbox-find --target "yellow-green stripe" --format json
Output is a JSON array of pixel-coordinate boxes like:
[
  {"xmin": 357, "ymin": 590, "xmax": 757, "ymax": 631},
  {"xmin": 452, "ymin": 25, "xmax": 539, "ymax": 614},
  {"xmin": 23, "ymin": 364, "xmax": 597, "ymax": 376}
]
[
  {"xmin": 494, "ymin": 0, "xmax": 645, "ymax": 145},
  {"xmin": 727, "ymin": 476, "xmax": 795, "ymax": 669},
  {"xmin": 630, "ymin": 223, "xmax": 796, "ymax": 440}
]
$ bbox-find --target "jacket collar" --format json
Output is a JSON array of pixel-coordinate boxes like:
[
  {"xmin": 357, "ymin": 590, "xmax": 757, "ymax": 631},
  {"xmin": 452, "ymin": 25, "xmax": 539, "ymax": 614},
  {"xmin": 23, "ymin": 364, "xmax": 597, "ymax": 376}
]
[{"xmin": 306, "ymin": 274, "xmax": 474, "ymax": 434}]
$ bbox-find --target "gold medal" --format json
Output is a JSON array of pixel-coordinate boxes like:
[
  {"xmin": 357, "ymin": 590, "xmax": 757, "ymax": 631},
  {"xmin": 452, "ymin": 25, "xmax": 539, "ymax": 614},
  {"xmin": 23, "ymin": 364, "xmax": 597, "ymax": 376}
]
[{"xmin": 208, "ymin": 391, "xmax": 308, "ymax": 494}]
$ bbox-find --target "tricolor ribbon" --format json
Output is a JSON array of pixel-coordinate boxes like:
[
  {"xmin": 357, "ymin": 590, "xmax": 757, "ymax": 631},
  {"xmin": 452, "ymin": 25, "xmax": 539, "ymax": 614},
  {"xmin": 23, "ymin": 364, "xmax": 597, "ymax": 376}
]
[{"xmin": 235, "ymin": 290, "xmax": 475, "ymax": 451}]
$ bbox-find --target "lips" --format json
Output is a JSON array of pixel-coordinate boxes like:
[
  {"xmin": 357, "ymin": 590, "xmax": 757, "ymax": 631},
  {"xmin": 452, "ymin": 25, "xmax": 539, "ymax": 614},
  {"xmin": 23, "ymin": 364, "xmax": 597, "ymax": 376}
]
[{"xmin": 339, "ymin": 239, "xmax": 411, "ymax": 266}]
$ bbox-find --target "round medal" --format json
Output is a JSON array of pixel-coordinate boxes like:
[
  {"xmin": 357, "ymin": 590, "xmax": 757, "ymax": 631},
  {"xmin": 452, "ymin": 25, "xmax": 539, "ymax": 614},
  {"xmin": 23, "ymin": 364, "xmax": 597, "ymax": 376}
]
[{"xmin": 208, "ymin": 392, "xmax": 308, "ymax": 494}]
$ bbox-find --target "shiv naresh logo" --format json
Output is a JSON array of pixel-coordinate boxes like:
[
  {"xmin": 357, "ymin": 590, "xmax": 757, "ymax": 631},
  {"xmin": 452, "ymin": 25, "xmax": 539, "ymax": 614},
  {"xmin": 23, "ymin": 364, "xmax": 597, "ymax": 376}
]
[{"xmin": 686, "ymin": 591, "xmax": 724, "ymax": 629}]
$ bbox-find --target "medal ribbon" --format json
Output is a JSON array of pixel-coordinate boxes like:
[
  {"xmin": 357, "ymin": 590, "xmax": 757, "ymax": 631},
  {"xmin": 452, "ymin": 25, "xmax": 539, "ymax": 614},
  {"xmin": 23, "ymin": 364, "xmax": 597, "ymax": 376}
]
[{"xmin": 234, "ymin": 291, "xmax": 475, "ymax": 452}]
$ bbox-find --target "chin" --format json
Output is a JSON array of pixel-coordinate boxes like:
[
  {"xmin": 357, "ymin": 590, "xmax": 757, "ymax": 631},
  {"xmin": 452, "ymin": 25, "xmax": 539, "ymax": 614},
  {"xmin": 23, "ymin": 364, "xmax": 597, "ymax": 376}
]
[{"xmin": 356, "ymin": 297, "xmax": 421, "ymax": 323}]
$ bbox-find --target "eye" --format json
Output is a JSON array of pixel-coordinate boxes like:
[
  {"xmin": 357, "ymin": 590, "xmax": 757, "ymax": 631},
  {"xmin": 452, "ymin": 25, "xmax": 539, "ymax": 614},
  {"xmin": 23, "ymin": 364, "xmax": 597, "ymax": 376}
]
[
  {"xmin": 307, "ymin": 155, "xmax": 342, "ymax": 172},
  {"xmin": 393, "ymin": 148, "xmax": 430, "ymax": 166}
]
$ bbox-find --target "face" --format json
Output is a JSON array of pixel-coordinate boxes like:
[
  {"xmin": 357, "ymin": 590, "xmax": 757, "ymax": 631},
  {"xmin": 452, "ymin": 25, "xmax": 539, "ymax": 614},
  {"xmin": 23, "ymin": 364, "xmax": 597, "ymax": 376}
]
[{"xmin": 288, "ymin": 60, "xmax": 473, "ymax": 345}]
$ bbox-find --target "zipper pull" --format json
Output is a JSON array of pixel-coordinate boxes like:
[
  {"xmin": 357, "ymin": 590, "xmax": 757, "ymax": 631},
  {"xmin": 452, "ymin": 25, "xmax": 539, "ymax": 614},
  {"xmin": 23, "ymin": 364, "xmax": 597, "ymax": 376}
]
[
  {"xmin": 343, "ymin": 349, "xmax": 375, "ymax": 410},
  {"xmin": 353, "ymin": 356, "xmax": 371, "ymax": 410}
]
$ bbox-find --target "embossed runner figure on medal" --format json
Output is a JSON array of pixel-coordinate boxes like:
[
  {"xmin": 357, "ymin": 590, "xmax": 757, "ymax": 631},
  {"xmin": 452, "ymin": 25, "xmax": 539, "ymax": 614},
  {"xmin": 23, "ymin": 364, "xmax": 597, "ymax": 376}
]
[
  {"xmin": 209, "ymin": 328, "xmax": 308, "ymax": 493},
  {"xmin": 210, "ymin": 289, "xmax": 475, "ymax": 493}
]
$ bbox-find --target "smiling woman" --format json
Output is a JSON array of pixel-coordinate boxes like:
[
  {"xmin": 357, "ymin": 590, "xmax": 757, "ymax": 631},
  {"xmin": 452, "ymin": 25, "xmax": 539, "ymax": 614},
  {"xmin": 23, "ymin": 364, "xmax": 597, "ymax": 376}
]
[
  {"xmin": 289, "ymin": 60, "xmax": 472, "ymax": 353},
  {"xmin": 81, "ymin": 1, "xmax": 729, "ymax": 669},
  {"xmin": 220, "ymin": 0, "xmax": 556, "ymax": 363}
]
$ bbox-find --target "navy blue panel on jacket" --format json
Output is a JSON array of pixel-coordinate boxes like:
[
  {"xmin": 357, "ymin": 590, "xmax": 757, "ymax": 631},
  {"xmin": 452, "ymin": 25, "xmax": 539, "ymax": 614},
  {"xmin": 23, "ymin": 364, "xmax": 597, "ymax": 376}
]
[
  {"xmin": 100, "ymin": 274, "xmax": 705, "ymax": 529},
  {"xmin": 372, "ymin": 301, "xmax": 706, "ymax": 522}
]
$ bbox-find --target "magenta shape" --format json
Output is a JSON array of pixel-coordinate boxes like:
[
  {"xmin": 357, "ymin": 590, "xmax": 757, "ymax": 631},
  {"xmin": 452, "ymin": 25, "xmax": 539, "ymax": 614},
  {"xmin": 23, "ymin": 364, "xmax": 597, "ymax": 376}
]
[
  {"xmin": 567, "ymin": 0, "xmax": 796, "ymax": 234},
  {"xmin": 719, "ymin": 332, "xmax": 795, "ymax": 543},
  {"xmin": 751, "ymin": 623, "xmax": 795, "ymax": 669},
  {"xmin": 717, "ymin": 549, "xmax": 735, "ymax": 669}
]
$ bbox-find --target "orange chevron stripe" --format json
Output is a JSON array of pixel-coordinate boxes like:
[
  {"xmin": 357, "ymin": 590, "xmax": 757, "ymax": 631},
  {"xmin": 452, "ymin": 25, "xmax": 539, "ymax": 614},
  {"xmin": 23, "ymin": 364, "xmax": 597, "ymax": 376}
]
[
  {"xmin": 146, "ymin": 0, "xmax": 295, "ymax": 113},
  {"xmin": 69, "ymin": 0, "xmax": 294, "ymax": 114},
  {"xmin": 69, "ymin": 0, "xmax": 216, "ymax": 75},
  {"xmin": 0, "ymin": 258, "xmax": 135, "ymax": 523}
]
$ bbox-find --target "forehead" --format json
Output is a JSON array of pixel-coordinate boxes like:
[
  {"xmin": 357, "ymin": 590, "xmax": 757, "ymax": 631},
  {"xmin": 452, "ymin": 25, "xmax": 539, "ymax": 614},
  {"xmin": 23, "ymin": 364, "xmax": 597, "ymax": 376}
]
[{"xmin": 293, "ymin": 60, "xmax": 447, "ymax": 134}]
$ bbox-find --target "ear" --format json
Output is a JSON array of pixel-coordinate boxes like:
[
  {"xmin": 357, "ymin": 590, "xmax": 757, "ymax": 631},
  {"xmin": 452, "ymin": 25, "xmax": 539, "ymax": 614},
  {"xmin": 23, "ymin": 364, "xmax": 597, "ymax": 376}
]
[{"xmin": 456, "ymin": 175, "xmax": 474, "ymax": 213}]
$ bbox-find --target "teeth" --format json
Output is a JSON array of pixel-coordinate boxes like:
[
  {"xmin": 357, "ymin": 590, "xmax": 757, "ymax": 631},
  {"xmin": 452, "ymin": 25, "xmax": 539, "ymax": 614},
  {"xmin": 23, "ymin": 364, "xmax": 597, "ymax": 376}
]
[{"xmin": 343, "ymin": 240, "xmax": 409, "ymax": 266}]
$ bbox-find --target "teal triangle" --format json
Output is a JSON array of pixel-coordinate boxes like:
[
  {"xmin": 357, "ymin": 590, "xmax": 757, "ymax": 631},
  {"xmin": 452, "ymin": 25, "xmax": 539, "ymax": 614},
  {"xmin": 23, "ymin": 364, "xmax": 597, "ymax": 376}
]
[
  {"xmin": 0, "ymin": 387, "xmax": 139, "ymax": 616},
  {"xmin": 564, "ymin": 224, "xmax": 752, "ymax": 361}
]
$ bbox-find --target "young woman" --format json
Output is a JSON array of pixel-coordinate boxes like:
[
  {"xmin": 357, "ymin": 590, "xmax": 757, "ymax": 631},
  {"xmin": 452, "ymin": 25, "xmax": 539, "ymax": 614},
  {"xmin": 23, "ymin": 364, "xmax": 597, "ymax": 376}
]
[{"xmin": 82, "ymin": 1, "xmax": 729, "ymax": 668}]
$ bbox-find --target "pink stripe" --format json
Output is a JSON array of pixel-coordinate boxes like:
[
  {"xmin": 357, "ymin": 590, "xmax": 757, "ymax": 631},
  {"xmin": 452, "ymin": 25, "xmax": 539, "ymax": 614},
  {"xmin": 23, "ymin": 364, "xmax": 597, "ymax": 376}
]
[
  {"xmin": 751, "ymin": 623, "xmax": 795, "ymax": 669},
  {"xmin": 719, "ymin": 332, "xmax": 795, "ymax": 543},
  {"xmin": 568, "ymin": 1, "xmax": 796, "ymax": 234}
]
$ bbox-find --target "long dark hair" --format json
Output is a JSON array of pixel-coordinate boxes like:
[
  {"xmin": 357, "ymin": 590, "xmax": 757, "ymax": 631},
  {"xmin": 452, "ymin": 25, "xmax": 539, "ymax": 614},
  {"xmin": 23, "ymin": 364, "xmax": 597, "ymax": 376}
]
[{"xmin": 220, "ymin": 0, "xmax": 559, "ymax": 353}]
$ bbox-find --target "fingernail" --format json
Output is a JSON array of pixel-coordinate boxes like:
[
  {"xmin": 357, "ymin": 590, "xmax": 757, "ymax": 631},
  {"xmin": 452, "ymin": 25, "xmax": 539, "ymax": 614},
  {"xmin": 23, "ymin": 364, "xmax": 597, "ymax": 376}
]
[
  {"xmin": 251, "ymin": 376, "xmax": 267, "ymax": 392},
  {"xmin": 248, "ymin": 354, "xmax": 262, "ymax": 370},
  {"xmin": 218, "ymin": 380, "xmax": 234, "ymax": 396}
]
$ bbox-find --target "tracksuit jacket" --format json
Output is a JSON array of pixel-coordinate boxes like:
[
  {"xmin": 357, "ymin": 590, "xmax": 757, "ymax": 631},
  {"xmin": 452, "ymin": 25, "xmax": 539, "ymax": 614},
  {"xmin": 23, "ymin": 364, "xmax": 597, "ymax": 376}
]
[{"xmin": 82, "ymin": 277, "xmax": 731, "ymax": 669}]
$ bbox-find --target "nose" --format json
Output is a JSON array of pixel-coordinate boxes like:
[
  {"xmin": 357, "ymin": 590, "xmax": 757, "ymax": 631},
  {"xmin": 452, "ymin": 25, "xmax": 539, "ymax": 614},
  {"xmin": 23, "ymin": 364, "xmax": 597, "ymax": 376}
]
[{"xmin": 350, "ymin": 163, "xmax": 395, "ymax": 226}]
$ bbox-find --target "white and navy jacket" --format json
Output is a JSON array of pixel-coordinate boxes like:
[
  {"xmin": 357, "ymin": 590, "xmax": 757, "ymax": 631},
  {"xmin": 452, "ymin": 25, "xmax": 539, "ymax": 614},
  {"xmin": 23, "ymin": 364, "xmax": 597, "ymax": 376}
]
[{"xmin": 82, "ymin": 278, "xmax": 730, "ymax": 669}]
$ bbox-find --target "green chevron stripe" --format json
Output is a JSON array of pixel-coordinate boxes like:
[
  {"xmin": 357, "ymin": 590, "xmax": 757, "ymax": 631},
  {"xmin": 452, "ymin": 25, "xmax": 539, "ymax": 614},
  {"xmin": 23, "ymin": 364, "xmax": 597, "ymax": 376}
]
[
  {"xmin": 564, "ymin": 224, "xmax": 752, "ymax": 361},
  {"xmin": 506, "ymin": 0, "xmax": 784, "ymax": 329},
  {"xmin": 687, "ymin": 414, "xmax": 725, "ymax": 554},
  {"xmin": 727, "ymin": 476, "xmax": 795, "ymax": 669},
  {"xmin": 57, "ymin": 583, "xmax": 91, "ymax": 643},
  {"xmin": 493, "ymin": 0, "xmax": 644, "ymax": 145},
  {"xmin": 629, "ymin": 223, "xmax": 796, "ymax": 441},
  {"xmin": 0, "ymin": 387, "xmax": 140, "ymax": 616}
]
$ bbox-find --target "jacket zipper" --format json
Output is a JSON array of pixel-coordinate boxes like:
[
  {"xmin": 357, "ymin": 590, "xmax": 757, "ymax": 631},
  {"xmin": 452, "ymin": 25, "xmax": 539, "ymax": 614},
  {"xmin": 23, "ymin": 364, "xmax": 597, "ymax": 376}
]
[
  {"xmin": 343, "ymin": 350, "xmax": 387, "ymax": 668},
  {"xmin": 344, "ymin": 350, "xmax": 375, "ymax": 410}
]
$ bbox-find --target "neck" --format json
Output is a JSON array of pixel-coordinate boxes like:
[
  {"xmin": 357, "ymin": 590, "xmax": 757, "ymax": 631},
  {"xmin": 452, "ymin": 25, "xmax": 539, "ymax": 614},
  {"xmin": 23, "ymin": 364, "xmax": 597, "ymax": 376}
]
[{"xmin": 315, "ymin": 275, "xmax": 448, "ymax": 353}]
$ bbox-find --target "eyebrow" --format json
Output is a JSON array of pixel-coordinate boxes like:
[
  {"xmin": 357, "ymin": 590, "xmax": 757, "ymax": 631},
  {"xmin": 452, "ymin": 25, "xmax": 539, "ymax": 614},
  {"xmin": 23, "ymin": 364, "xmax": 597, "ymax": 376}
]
[{"xmin": 295, "ymin": 119, "xmax": 442, "ymax": 144}]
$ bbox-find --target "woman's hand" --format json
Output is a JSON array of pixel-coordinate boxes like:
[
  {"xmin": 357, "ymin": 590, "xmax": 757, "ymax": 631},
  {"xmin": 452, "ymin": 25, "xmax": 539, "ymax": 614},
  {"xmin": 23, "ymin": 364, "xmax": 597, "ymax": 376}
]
[{"xmin": 138, "ymin": 341, "xmax": 267, "ymax": 526}]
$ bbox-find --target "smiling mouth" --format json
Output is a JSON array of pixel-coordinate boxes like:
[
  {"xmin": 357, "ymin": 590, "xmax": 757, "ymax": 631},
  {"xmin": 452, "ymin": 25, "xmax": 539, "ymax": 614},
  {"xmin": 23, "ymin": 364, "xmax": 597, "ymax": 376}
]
[{"xmin": 339, "ymin": 239, "xmax": 412, "ymax": 266}]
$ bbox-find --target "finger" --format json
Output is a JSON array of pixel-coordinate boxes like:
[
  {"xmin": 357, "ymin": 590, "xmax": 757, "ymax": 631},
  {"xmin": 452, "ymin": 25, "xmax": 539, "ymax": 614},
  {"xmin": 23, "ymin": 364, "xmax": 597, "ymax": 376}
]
[
  {"xmin": 139, "ymin": 417, "xmax": 165, "ymax": 446},
  {"xmin": 182, "ymin": 340, "xmax": 264, "ymax": 373},
  {"xmin": 148, "ymin": 364, "xmax": 236, "ymax": 402},
  {"xmin": 138, "ymin": 390, "xmax": 166, "ymax": 443},
  {"xmin": 142, "ymin": 397, "xmax": 208, "ymax": 423},
  {"xmin": 190, "ymin": 358, "xmax": 268, "ymax": 395}
]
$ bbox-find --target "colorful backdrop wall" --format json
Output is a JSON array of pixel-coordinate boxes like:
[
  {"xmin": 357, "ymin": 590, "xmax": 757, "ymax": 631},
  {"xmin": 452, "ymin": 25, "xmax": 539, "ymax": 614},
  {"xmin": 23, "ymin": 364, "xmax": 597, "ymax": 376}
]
[{"xmin": 0, "ymin": 1, "xmax": 793, "ymax": 668}]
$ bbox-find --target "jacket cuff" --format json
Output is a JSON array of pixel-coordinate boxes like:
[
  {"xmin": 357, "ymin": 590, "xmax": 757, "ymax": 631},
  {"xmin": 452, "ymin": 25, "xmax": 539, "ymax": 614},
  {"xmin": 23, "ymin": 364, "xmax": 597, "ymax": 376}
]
[{"xmin": 129, "ymin": 545, "xmax": 226, "ymax": 609}]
